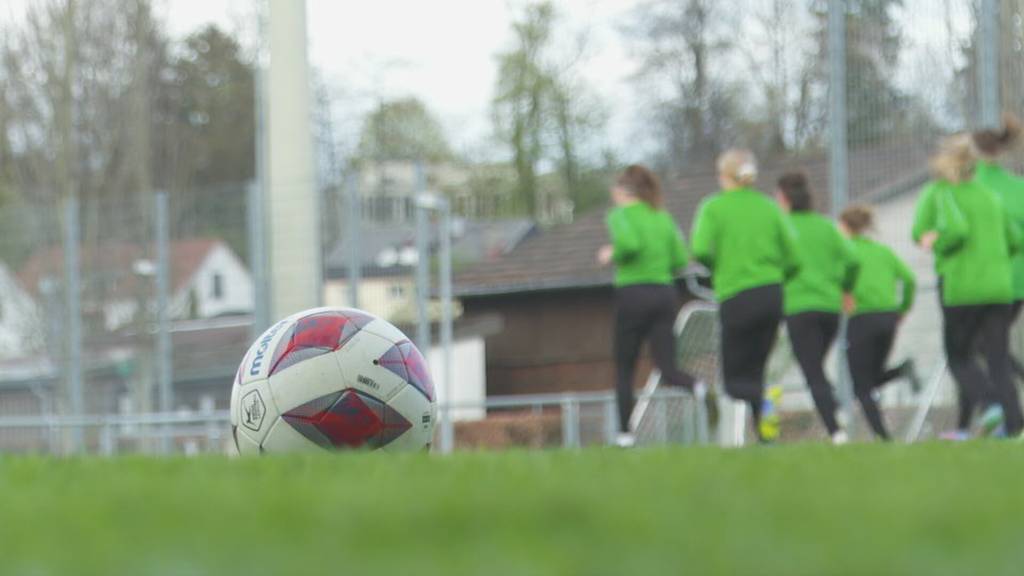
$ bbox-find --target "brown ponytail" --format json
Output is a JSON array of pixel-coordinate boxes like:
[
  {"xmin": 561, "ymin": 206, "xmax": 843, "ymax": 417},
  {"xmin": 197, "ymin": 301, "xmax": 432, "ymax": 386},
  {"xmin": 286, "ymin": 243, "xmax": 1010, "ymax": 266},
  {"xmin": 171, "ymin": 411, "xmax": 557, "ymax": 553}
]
[
  {"xmin": 616, "ymin": 164, "xmax": 664, "ymax": 209},
  {"xmin": 972, "ymin": 112, "xmax": 1022, "ymax": 157}
]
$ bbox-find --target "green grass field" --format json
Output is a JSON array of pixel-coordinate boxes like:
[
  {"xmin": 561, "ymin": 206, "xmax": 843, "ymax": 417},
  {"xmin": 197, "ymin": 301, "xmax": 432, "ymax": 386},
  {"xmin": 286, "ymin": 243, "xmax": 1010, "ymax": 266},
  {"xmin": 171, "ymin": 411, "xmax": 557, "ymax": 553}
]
[{"xmin": 2, "ymin": 443, "xmax": 1024, "ymax": 575}]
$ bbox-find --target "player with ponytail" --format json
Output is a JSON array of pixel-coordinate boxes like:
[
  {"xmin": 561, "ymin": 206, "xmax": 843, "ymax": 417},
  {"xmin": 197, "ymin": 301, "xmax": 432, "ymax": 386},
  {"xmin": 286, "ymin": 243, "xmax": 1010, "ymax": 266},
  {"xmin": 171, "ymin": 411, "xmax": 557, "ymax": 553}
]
[
  {"xmin": 912, "ymin": 134, "xmax": 1023, "ymax": 439},
  {"xmin": 776, "ymin": 172, "xmax": 859, "ymax": 444},
  {"xmin": 840, "ymin": 205, "xmax": 918, "ymax": 440},
  {"xmin": 691, "ymin": 149, "xmax": 800, "ymax": 442}
]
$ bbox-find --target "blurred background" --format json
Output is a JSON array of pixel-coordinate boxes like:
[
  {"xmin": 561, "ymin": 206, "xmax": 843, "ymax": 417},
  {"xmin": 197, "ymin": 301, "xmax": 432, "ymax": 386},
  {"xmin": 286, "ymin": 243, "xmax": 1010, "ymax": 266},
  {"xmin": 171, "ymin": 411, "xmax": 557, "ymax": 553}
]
[{"xmin": 0, "ymin": 0, "xmax": 1020, "ymax": 454}]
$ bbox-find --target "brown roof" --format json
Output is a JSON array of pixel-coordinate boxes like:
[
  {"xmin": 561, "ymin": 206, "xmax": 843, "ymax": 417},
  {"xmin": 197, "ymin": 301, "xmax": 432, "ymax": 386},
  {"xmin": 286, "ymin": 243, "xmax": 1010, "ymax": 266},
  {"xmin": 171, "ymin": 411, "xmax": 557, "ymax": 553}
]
[
  {"xmin": 18, "ymin": 238, "xmax": 224, "ymax": 298},
  {"xmin": 456, "ymin": 146, "xmax": 929, "ymax": 297}
]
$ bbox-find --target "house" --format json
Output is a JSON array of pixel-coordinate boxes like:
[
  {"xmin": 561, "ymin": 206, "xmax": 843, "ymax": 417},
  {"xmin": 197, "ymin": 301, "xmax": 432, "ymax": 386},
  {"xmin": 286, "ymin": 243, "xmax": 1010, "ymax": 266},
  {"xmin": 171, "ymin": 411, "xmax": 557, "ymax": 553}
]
[
  {"xmin": 17, "ymin": 238, "xmax": 253, "ymax": 332},
  {"xmin": 455, "ymin": 145, "xmax": 937, "ymax": 407},
  {"xmin": 323, "ymin": 218, "xmax": 535, "ymax": 323},
  {"xmin": 0, "ymin": 263, "xmax": 41, "ymax": 360}
]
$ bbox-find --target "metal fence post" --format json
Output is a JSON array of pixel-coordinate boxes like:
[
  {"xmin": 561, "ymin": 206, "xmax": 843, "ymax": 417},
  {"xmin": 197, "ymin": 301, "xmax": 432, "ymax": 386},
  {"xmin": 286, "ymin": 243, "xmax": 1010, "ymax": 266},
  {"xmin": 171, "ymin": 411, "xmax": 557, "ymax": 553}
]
[
  {"xmin": 439, "ymin": 199, "xmax": 455, "ymax": 454},
  {"xmin": 603, "ymin": 395, "xmax": 618, "ymax": 446},
  {"xmin": 561, "ymin": 397, "xmax": 580, "ymax": 449},
  {"xmin": 247, "ymin": 181, "xmax": 270, "ymax": 336},
  {"xmin": 829, "ymin": 0, "xmax": 854, "ymax": 434},
  {"xmin": 63, "ymin": 195, "xmax": 83, "ymax": 454},
  {"xmin": 414, "ymin": 166, "xmax": 431, "ymax": 353},
  {"xmin": 978, "ymin": 0, "xmax": 1001, "ymax": 129},
  {"xmin": 155, "ymin": 191, "xmax": 173, "ymax": 454},
  {"xmin": 345, "ymin": 169, "xmax": 361, "ymax": 309}
]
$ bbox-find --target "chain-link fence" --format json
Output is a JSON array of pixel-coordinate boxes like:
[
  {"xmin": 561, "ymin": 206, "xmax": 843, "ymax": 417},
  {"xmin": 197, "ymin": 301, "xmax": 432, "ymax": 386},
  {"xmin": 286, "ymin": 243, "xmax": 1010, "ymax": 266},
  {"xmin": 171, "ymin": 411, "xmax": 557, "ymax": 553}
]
[{"xmin": 1, "ymin": 0, "xmax": 1021, "ymax": 454}]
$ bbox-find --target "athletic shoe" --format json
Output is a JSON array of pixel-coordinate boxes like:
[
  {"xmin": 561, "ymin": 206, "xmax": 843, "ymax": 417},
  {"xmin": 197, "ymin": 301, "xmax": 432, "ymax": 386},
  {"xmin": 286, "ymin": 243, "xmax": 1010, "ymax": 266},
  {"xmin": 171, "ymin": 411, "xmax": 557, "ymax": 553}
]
[
  {"xmin": 615, "ymin": 432, "xmax": 636, "ymax": 448},
  {"xmin": 899, "ymin": 359, "xmax": 923, "ymax": 394},
  {"xmin": 831, "ymin": 430, "xmax": 849, "ymax": 446},
  {"xmin": 939, "ymin": 430, "xmax": 971, "ymax": 442},
  {"xmin": 979, "ymin": 405, "xmax": 1005, "ymax": 437},
  {"xmin": 759, "ymin": 386, "xmax": 782, "ymax": 443}
]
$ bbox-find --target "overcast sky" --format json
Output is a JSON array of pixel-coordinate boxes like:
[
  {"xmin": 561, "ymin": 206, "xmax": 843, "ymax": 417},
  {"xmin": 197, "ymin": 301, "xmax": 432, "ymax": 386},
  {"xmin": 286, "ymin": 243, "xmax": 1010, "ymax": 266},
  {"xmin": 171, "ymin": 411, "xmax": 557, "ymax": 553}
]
[{"xmin": 2, "ymin": 0, "xmax": 972, "ymax": 162}]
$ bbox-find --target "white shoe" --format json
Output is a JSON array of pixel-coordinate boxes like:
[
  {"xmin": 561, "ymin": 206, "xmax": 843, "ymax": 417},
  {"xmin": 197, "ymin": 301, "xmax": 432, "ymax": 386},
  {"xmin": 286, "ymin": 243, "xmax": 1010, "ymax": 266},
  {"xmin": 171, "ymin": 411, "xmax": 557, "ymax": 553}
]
[
  {"xmin": 615, "ymin": 432, "xmax": 636, "ymax": 448},
  {"xmin": 831, "ymin": 430, "xmax": 849, "ymax": 446}
]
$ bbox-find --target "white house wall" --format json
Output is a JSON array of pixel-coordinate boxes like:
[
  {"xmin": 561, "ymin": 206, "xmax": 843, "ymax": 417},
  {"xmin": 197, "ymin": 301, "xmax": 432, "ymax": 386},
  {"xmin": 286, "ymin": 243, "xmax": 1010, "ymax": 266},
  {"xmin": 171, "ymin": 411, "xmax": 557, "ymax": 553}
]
[
  {"xmin": 0, "ymin": 265, "xmax": 41, "ymax": 359},
  {"xmin": 176, "ymin": 244, "xmax": 254, "ymax": 319}
]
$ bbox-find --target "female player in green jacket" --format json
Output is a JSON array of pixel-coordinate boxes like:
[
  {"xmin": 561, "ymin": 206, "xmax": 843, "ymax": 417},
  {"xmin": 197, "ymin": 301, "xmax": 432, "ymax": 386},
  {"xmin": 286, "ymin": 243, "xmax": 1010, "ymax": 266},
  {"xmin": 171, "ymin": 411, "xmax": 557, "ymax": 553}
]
[
  {"xmin": 599, "ymin": 165, "xmax": 694, "ymax": 447},
  {"xmin": 973, "ymin": 114, "xmax": 1024, "ymax": 381},
  {"xmin": 692, "ymin": 149, "xmax": 800, "ymax": 442},
  {"xmin": 776, "ymin": 172, "xmax": 858, "ymax": 443},
  {"xmin": 840, "ymin": 205, "xmax": 917, "ymax": 440},
  {"xmin": 911, "ymin": 135, "xmax": 1023, "ymax": 438}
]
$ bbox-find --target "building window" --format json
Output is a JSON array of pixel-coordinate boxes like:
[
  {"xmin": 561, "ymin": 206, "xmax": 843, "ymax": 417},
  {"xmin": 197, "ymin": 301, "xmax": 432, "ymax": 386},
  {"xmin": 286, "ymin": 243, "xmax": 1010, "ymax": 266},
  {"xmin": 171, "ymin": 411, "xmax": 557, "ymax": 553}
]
[
  {"xmin": 211, "ymin": 273, "xmax": 224, "ymax": 300},
  {"xmin": 389, "ymin": 284, "xmax": 406, "ymax": 299}
]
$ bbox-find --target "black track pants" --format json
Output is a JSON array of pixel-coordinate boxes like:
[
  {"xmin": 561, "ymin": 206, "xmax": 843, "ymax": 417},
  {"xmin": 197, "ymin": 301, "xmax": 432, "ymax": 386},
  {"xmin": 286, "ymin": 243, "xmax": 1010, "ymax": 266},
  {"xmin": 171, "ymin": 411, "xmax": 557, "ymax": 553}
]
[
  {"xmin": 786, "ymin": 312, "xmax": 841, "ymax": 435},
  {"xmin": 614, "ymin": 284, "xmax": 695, "ymax": 433},
  {"xmin": 944, "ymin": 303, "xmax": 1023, "ymax": 436},
  {"xmin": 847, "ymin": 312, "xmax": 901, "ymax": 439},
  {"xmin": 720, "ymin": 284, "xmax": 783, "ymax": 429}
]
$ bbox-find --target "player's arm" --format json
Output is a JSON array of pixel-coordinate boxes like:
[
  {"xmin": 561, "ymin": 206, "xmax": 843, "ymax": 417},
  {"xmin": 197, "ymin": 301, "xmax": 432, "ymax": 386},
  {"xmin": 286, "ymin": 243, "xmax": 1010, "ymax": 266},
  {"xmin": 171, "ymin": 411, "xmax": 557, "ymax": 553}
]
[
  {"xmin": 670, "ymin": 222, "xmax": 690, "ymax": 273},
  {"xmin": 893, "ymin": 249, "xmax": 916, "ymax": 313},
  {"xmin": 776, "ymin": 207, "xmax": 801, "ymax": 281},
  {"xmin": 837, "ymin": 230, "xmax": 861, "ymax": 292},
  {"xmin": 690, "ymin": 200, "xmax": 715, "ymax": 269},
  {"xmin": 933, "ymin": 187, "xmax": 968, "ymax": 256},
  {"xmin": 607, "ymin": 210, "xmax": 641, "ymax": 264},
  {"xmin": 911, "ymin": 184, "xmax": 937, "ymax": 245}
]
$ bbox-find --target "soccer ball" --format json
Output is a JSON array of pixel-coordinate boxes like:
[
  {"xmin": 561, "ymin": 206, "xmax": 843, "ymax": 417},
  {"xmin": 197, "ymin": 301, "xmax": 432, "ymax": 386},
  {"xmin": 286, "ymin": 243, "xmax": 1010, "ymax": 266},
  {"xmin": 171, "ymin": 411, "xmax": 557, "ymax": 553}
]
[{"xmin": 230, "ymin": 307, "xmax": 436, "ymax": 454}]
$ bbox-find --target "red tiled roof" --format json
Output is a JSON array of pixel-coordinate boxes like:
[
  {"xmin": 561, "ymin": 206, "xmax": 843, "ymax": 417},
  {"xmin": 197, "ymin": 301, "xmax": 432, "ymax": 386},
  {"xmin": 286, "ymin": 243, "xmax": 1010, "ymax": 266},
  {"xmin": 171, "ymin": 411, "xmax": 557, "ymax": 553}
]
[{"xmin": 18, "ymin": 238, "xmax": 223, "ymax": 298}]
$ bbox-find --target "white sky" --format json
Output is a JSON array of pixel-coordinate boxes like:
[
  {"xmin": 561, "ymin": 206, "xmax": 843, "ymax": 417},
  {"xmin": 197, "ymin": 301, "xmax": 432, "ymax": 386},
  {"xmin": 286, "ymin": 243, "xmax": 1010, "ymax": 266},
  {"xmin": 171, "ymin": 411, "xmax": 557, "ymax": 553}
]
[
  {"xmin": 154, "ymin": 0, "xmax": 642, "ymax": 160},
  {"xmin": 2, "ymin": 0, "xmax": 967, "ymax": 161}
]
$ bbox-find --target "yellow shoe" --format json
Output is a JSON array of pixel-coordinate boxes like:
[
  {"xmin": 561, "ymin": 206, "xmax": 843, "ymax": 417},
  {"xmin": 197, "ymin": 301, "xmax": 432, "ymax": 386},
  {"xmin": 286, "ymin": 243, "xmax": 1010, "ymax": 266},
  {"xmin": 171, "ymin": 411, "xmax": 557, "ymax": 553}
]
[{"xmin": 759, "ymin": 386, "xmax": 782, "ymax": 443}]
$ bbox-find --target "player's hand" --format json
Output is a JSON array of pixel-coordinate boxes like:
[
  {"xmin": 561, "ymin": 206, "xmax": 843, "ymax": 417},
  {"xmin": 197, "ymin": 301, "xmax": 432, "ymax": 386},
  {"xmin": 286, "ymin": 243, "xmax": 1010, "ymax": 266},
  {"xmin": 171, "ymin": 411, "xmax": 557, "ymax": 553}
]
[
  {"xmin": 919, "ymin": 231, "xmax": 939, "ymax": 251},
  {"xmin": 842, "ymin": 293, "xmax": 856, "ymax": 315},
  {"xmin": 597, "ymin": 245, "xmax": 614, "ymax": 266}
]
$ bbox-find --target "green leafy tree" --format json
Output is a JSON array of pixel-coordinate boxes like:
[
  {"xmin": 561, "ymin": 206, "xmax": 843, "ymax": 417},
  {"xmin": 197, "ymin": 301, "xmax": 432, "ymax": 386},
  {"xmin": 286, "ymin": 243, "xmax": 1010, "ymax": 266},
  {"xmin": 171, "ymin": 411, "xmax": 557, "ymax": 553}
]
[
  {"xmin": 356, "ymin": 97, "xmax": 452, "ymax": 164},
  {"xmin": 492, "ymin": 2, "xmax": 606, "ymax": 221}
]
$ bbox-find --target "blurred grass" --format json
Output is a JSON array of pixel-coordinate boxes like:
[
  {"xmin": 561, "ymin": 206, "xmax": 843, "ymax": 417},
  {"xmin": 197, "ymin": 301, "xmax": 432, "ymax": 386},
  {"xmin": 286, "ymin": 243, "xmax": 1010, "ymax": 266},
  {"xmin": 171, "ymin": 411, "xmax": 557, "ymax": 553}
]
[{"xmin": 1, "ymin": 443, "xmax": 1024, "ymax": 575}]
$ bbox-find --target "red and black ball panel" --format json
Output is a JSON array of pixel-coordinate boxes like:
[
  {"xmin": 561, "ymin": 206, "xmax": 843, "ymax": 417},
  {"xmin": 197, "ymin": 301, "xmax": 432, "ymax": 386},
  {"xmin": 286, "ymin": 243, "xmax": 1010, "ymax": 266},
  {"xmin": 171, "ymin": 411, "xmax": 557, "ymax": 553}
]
[
  {"xmin": 378, "ymin": 341, "xmax": 434, "ymax": 401},
  {"xmin": 269, "ymin": 310, "xmax": 374, "ymax": 376},
  {"xmin": 281, "ymin": 389, "xmax": 412, "ymax": 450}
]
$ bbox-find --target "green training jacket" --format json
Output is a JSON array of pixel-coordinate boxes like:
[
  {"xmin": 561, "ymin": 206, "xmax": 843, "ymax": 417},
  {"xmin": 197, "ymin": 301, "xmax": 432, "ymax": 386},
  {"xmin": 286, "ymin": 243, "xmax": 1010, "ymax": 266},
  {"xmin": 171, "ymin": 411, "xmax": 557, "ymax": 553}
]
[
  {"xmin": 607, "ymin": 202, "xmax": 688, "ymax": 287},
  {"xmin": 849, "ymin": 235, "xmax": 915, "ymax": 314},
  {"xmin": 691, "ymin": 187, "xmax": 800, "ymax": 302},
  {"xmin": 975, "ymin": 161, "xmax": 1024, "ymax": 301},
  {"xmin": 783, "ymin": 212, "xmax": 860, "ymax": 315},
  {"xmin": 912, "ymin": 179, "xmax": 1018, "ymax": 306}
]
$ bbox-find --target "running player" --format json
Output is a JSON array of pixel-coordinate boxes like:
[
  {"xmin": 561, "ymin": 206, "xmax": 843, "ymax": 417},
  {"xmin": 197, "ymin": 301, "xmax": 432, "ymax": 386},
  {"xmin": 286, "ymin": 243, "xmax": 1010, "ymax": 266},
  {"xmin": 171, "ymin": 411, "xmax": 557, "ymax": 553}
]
[
  {"xmin": 691, "ymin": 149, "xmax": 800, "ymax": 442},
  {"xmin": 775, "ymin": 172, "xmax": 858, "ymax": 444},
  {"xmin": 840, "ymin": 205, "xmax": 918, "ymax": 440},
  {"xmin": 973, "ymin": 114, "xmax": 1024, "ymax": 384},
  {"xmin": 911, "ymin": 134, "xmax": 1023, "ymax": 439},
  {"xmin": 599, "ymin": 165, "xmax": 695, "ymax": 447}
]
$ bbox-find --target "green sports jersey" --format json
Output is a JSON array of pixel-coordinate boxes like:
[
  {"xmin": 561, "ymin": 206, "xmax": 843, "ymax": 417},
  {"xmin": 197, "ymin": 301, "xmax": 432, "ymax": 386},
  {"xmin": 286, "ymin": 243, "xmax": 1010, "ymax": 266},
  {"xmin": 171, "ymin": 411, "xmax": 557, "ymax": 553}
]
[
  {"xmin": 975, "ymin": 161, "xmax": 1024, "ymax": 300},
  {"xmin": 783, "ymin": 212, "xmax": 859, "ymax": 315},
  {"xmin": 606, "ymin": 202, "xmax": 689, "ymax": 287},
  {"xmin": 912, "ymin": 179, "xmax": 1018, "ymax": 306},
  {"xmin": 691, "ymin": 187, "xmax": 800, "ymax": 302},
  {"xmin": 849, "ymin": 236, "xmax": 915, "ymax": 314}
]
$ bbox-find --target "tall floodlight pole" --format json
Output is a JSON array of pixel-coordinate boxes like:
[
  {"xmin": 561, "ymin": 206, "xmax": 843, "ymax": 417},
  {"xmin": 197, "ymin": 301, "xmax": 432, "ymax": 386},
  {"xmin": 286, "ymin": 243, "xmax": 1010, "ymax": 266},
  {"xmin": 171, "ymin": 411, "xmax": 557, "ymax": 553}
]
[
  {"xmin": 977, "ymin": 0, "xmax": 1000, "ymax": 129},
  {"xmin": 829, "ymin": 0, "xmax": 854, "ymax": 433},
  {"xmin": 267, "ymin": 0, "xmax": 321, "ymax": 319}
]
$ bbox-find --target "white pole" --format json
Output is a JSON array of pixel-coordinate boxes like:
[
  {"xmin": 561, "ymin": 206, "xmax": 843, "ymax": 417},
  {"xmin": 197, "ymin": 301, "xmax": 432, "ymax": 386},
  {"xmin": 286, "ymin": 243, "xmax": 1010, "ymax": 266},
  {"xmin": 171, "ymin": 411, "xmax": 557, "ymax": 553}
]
[{"xmin": 267, "ymin": 0, "xmax": 320, "ymax": 319}]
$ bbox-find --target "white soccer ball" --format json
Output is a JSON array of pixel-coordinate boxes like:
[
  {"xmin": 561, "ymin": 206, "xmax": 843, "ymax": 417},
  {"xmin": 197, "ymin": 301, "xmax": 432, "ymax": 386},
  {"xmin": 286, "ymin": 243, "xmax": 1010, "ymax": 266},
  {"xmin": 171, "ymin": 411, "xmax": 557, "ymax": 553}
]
[{"xmin": 230, "ymin": 307, "xmax": 436, "ymax": 454}]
